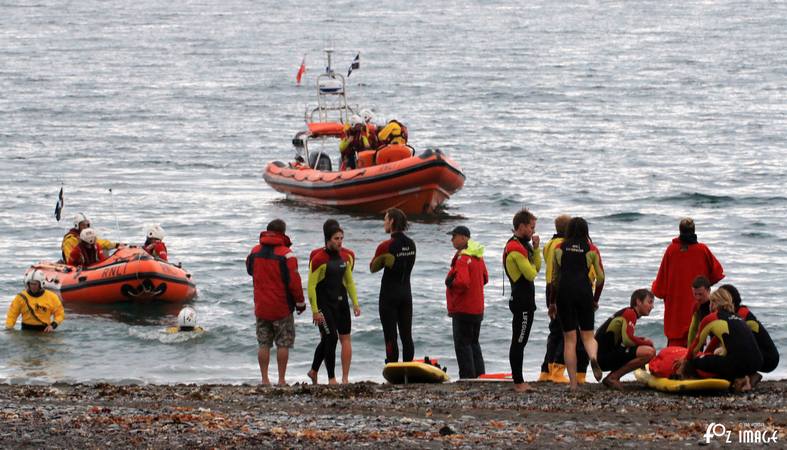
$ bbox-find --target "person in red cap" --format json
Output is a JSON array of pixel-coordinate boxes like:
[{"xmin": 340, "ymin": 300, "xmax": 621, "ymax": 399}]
[{"xmin": 445, "ymin": 225, "xmax": 488, "ymax": 379}]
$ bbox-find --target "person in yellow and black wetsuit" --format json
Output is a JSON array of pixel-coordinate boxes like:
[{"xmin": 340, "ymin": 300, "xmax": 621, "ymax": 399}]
[
  {"xmin": 307, "ymin": 222, "xmax": 361, "ymax": 384},
  {"xmin": 540, "ymin": 214, "xmax": 591, "ymax": 384},
  {"xmin": 6, "ymin": 270, "xmax": 64, "ymax": 332},
  {"xmin": 685, "ymin": 276, "xmax": 712, "ymax": 346},
  {"xmin": 595, "ymin": 289, "xmax": 656, "ymax": 390},
  {"xmin": 679, "ymin": 288, "xmax": 763, "ymax": 392},
  {"xmin": 61, "ymin": 212, "xmax": 119, "ymax": 262},
  {"xmin": 718, "ymin": 284, "xmax": 779, "ymax": 387},
  {"xmin": 503, "ymin": 209, "xmax": 541, "ymax": 392},
  {"xmin": 548, "ymin": 217, "xmax": 605, "ymax": 390},
  {"xmin": 370, "ymin": 208, "xmax": 416, "ymax": 364}
]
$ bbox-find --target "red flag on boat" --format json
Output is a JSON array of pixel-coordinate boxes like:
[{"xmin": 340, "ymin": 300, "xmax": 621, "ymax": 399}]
[{"xmin": 296, "ymin": 55, "xmax": 306, "ymax": 85}]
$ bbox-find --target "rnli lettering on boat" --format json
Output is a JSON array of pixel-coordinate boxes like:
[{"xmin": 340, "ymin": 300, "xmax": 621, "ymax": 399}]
[{"xmin": 25, "ymin": 247, "xmax": 197, "ymax": 304}]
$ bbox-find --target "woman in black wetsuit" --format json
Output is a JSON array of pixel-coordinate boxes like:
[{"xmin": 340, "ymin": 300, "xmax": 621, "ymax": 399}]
[
  {"xmin": 306, "ymin": 222, "xmax": 361, "ymax": 384},
  {"xmin": 370, "ymin": 208, "xmax": 416, "ymax": 363},
  {"xmin": 549, "ymin": 217, "xmax": 605, "ymax": 390}
]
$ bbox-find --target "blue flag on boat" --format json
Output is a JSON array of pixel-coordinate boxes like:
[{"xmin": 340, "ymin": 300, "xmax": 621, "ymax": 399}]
[
  {"xmin": 54, "ymin": 186, "xmax": 64, "ymax": 221},
  {"xmin": 347, "ymin": 52, "xmax": 360, "ymax": 77}
]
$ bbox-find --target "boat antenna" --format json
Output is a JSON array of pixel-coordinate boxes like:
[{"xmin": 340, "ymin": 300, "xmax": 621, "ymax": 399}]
[
  {"xmin": 324, "ymin": 47, "xmax": 334, "ymax": 75},
  {"xmin": 109, "ymin": 188, "xmax": 121, "ymax": 236}
]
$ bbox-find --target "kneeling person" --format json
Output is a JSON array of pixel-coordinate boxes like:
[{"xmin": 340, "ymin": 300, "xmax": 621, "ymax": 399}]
[{"xmin": 595, "ymin": 288, "xmax": 656, "ymax": 390}]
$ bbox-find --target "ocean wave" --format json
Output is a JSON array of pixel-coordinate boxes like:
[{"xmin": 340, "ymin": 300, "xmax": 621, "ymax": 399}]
[
  {"xmin": 659, "ymin": 192, "xmax": 736, "ymax": 207},
  {"xmin": 596, "ymin": 212, "xmax": 646, "ymax": 222}
]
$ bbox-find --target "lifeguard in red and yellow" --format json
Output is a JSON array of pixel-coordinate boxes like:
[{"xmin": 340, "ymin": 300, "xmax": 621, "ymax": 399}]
[
  {"xmin": 68, "ymin": 228, "xmax": 107, "ymax": 267},
  {"xmin": 61, "ymin": 212, "xmax": 117, "ymax": 262}
]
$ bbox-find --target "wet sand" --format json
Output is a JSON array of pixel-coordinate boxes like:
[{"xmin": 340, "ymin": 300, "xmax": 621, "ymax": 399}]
[{"xmin": 1, "ymin": 380, "xmax": 784, "ymax": 448}]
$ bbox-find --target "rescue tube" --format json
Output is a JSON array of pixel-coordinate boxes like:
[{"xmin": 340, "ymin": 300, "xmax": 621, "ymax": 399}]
[
  {"xmin": 475, "ymin": 372, "xmax": 514, "ymax": 382},
  {"xmin": 383, "ymin": 361, "xmax": 449, "ymax": 384},
  {"xmin": 27, "ymin": 247, "xmax": 197, "ymax": 304},
  {"xmin": 634, "ymin": 369, "xmax": 730, "ymax": 393}
]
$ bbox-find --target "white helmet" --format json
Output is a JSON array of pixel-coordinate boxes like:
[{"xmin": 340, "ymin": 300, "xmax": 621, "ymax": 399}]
[
  {"xmin": 74, "ymin": 212, "xmax": 90, "ymax": 228},
  {"xmin": 178, "ymin": 306, "xmax": 197, "ymax": 328},
  {"xmin": 360, "ymin": 109, "xmax": 374, "ymax": 123},
  {"xmin": 349, "ymin": 114, "xmax": 363, "ymax": 126},
  {"xmin": 24, "ymin": 269, "xmax": 46, "ymax": 289},
  {"xmin": 80, "ymin": 228, "xmax": 97, "ymax": 245},
  {"xmin": 146, "ymin": 224, "xmax": 165, "ymax": 241}
]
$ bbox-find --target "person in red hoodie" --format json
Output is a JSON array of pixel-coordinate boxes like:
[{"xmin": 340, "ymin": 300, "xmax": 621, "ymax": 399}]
[
  {"xmin": 246, "ymin": 219, "xmax": 306, "ymax": 386},
  {"xmin": 651, "ymin": 218, "xmax": 724, "ymax": 347},
  {"xmin": 68, "ymin": 228, "xmax": 106, "ymax": 267},
  {"xmin": 445, "ymin": 225, "xmax": 488, "ymax": 379}
]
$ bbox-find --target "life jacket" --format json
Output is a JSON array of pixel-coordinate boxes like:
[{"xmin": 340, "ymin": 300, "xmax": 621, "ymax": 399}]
[
  {"xmin": 68, "ymin": 241, "xmax": 105, "ymax": 267},
  {"xmin": 378, "ymin": 120, "xmax": 408, "ymax": 146}
]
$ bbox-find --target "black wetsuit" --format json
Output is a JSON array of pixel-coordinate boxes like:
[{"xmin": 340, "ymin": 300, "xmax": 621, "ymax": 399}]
[
  {"xmin": 371, "ymin": 232, "xmax": 416, "ymax": 363},
  {"xmin": 738, "ymin": 306, "xmax": 780, "ymax": 373},
  {"xmin": 503, "ymin": 236, "xmax": 537, "ymax": 384},
  {"xmin": 310, "ymin": 248, "xmax": 354, "ymax": 380},
  {"xmin": 689, "ymin": 310, "xmax": 763, "ymax": 381},
  {"xmin": 556, "ymin": 239, "xmax": 596, "ymax": 332}
]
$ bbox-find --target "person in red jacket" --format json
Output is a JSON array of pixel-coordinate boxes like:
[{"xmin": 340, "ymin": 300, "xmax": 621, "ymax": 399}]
[
  {"xmin": 246, "ymin": 219, "xmax": 306, "ymax": 386},
  {"xmin": 651, "ymin": 218, "xmax": 724, "ymax": 347},
  {"xmin": 143, "ymin": 224, "xmax": 168, "ymax": 261},
  {"xmin": 445, "ymin": 225, "xmax": 488, "ymax": 379},
  {"xmin": 68, "ymin": 228, "xmax": 106, "ymax": 267}
]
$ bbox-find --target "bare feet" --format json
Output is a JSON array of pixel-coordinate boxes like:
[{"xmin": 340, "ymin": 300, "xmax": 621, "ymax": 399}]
[
  {"xmin": 602, "ymin": 376, "xmax": 624, "ymax": 391},
  {"xmin": 513, "ymin": 383, "xmax": 534, "ymax": 393},
  {"xmin": 732, "ymin": 376, "xmax": 752, "ymax": 393},
  {"xmin": 307, "ymin": 370, "xmax": 318, "ymax": 385},
  {"xmin": 749, "ymin": 373, "xmax": 762, "ymax": 389},
  {"xmin": 328, "ymin": 378, "xmax": 338, "ymax": 385},
  {"xmin": 277, "ymin": 380, "xmax": 287, "ymax": 387},
  {"xmin": 590, "ymin": 359, "xmax": 603, "ymax": 382},
  {"xmin": 260, "ymin": 379, "xmax": 271, "ymax": 386},
  {"xmin": 341, "ymin": 377, "xmax": 349, "ymax": 384}
]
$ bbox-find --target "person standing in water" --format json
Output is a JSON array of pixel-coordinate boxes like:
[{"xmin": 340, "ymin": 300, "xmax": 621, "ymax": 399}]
[
  {"xmin": 370, "ymin": 208, "xmax": 416, "ymax": 363},
  {"xmin": 549, "ymin": 217, "xmax": 605, "ymax": 390},
  {"xmin": 6, "ymin": 270, "xmax": 64, "ymax": 332},
  {"xmin": 502, "ymin": 209, "xmax": 541, "ymax": 392},
  {"xmin": 307, "ymin": 222, "xmax": 361, "ymax": 384}
]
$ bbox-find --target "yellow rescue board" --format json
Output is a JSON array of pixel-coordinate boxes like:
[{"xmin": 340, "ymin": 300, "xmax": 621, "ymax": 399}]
[
  {"xmin": 383, "ymin": 362, "xmax": 450, "ymax": 384},
  {"xmin": 634, "ymin": 369, "xmax": 730, "ymax": 392}
]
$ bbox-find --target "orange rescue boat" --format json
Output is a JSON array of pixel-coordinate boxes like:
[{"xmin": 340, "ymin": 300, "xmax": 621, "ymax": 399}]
[
  {"xmin": 27, "ymin": 247, "xmax": 197, "ymax": 304},
  {"xmin": 262, "ymin": 49, "xmax": 465, "ymax": 215}
]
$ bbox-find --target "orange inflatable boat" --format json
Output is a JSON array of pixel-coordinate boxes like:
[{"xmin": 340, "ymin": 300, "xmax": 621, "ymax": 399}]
[
  {"xmin": 27, "ymin": 247, "xmax": 197, "ymax": 304},
  {"xmin": 263, "ymin": 49, "xmax": 465, "ymax": 215},
  {"xmin": 264, "ymin": 147, "xmax": 465, "ymax": 215}
]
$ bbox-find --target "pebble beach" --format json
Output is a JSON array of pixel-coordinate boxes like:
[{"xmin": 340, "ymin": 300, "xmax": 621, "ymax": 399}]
[{"xmin": 2, "ymin": 380, "xmax": 784, "ymax": 448}]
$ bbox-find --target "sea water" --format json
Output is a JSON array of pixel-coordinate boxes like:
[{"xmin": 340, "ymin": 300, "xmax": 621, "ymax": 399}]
[{"xmin": 1, "ymin": 0, "xmax": 785, "ymax": 383}]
